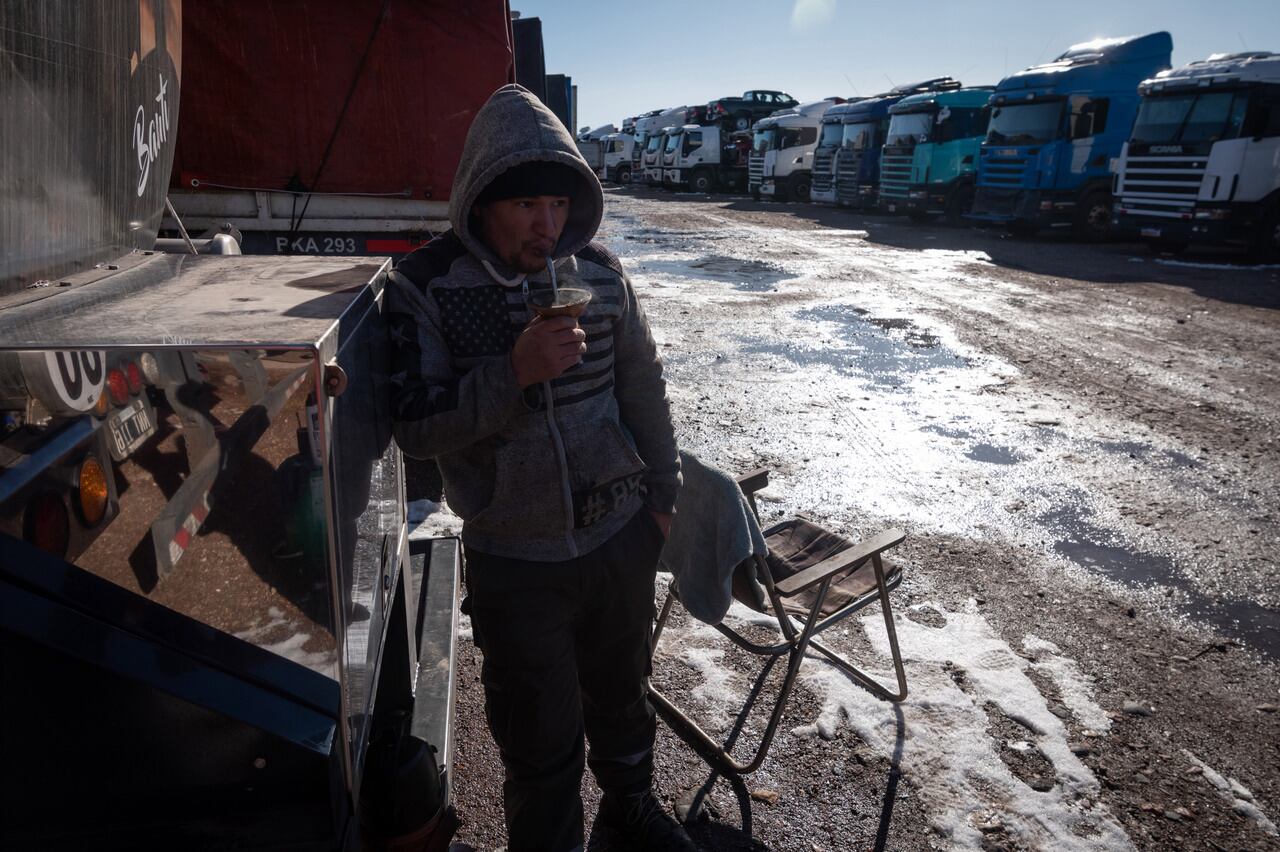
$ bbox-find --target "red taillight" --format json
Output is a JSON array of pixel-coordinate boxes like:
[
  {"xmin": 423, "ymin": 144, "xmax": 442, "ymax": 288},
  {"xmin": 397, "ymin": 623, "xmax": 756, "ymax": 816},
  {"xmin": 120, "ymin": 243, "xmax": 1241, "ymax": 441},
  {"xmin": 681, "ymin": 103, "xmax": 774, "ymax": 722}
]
[
  {"xmin": 125, "ymin": 361, "xmax": 143, "ymax": 394},
  {"xmin": 25, "ymin": 493, "xmax": 70, "ymax": 558},
  {"xmin": 106, "ymin": 369, "xmax": 129, "ymax": 405}
]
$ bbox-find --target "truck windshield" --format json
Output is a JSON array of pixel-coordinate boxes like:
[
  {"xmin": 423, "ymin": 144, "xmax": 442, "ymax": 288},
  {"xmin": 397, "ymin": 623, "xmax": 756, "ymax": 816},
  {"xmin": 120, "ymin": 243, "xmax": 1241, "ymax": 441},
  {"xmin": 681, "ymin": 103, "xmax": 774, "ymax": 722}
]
[
  {"xmin": 886, "ymin": 111, "xmax": 933, "ymax": 146},
  {"xmin": 664, "ymin": 134, "xmax": 681, "ymax": 153},
  {"xmin": 986, "ymin": 101, "xmax": 1062, "ymax": 145},
  {"xmin": 819, "ymin": 122, "xmax": 844, "ymax": 147},
  {"xmin": 1131, "ymin": 91, "xmax": 1248, "ymax": 144},
  {"xmin": 753, "ymin": 128, "xmax": 778, "ymax": 152},
  {"xmin": 645, "ymin": 135, "xmax": 663, "ymax": 154},
  {"xmin": 842, "ymin": 121, "xmax": 877, "ymax": 149}
]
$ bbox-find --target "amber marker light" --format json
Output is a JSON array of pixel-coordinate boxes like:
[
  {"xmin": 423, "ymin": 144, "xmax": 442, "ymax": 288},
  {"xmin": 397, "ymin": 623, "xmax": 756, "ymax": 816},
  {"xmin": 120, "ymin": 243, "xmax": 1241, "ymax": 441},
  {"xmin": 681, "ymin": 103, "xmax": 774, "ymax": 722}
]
[{"xmin": 77, "ymin": 457, "xmax": 109, "ymax": 527}]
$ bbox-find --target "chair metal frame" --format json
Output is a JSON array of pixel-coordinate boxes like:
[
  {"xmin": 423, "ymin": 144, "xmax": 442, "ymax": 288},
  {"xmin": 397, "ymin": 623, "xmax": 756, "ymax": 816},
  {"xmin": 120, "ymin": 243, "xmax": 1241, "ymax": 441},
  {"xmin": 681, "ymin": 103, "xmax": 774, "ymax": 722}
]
[{"xmin": 649, "ymin": 468, "xmax": 908, "ymax": 776}]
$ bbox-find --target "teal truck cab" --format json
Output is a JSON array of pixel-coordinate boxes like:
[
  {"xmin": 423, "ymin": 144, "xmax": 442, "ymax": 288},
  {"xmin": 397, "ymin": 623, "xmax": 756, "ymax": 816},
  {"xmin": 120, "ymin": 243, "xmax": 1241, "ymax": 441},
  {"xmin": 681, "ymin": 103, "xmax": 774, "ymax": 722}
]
[
  {"xmin": 879, "ymin": 84, "xmax": 994, "ymax": 224},
  {"xmin": 969, "ymin": 32, "xmax": 1173, "ymax": 240},
  {"xmin": 831, "ymin": 79, "xmax": 959, "ymax": 210}
]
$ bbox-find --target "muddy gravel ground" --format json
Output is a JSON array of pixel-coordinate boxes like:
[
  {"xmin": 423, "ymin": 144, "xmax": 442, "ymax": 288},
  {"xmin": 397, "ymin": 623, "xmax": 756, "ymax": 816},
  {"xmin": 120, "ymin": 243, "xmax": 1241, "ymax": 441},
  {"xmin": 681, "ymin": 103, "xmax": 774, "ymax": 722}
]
[{"xmin": 444, "ymin": 187, "xmax": 1280, "ymax": 851}]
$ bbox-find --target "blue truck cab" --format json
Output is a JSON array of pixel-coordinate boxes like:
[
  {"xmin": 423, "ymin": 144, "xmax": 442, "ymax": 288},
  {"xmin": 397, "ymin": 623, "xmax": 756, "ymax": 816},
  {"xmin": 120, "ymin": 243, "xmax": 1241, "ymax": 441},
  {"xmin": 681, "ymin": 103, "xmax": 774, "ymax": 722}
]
[
  {"xmin": 969, "ymin": 32, "xmax": 1173, "ymax": 239},
  {"xmin": 879, "ymin": 84, "xmax": 994, "ymax": 224},
  {"xmin": 833, "ymin": 79, "xmax": 959, "ymax": 210}
]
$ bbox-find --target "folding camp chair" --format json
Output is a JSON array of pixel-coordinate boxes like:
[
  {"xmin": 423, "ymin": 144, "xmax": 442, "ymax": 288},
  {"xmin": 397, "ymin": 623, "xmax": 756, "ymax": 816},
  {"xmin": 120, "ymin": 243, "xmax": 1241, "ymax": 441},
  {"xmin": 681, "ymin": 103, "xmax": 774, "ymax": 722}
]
[{"xmin": 649, "ymin": 466, "xmax": 908, "ymax": 777}]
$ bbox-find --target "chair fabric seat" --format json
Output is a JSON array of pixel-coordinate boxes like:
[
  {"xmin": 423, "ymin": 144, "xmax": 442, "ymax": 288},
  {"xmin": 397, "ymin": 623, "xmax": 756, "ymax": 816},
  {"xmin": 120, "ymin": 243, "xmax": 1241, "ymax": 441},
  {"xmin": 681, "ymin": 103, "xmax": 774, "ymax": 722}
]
[{"xmin": 759, "ymin": 519, "xmax": 900, "ymax": 618}]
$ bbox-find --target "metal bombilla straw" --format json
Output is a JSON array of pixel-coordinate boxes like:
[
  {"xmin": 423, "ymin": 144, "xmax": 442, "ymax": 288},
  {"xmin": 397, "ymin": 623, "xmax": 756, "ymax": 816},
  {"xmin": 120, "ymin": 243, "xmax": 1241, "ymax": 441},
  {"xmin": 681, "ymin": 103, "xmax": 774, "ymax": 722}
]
[{"xmin": 545, "ymin": 255, "xmax": 559, "ymax": 302}]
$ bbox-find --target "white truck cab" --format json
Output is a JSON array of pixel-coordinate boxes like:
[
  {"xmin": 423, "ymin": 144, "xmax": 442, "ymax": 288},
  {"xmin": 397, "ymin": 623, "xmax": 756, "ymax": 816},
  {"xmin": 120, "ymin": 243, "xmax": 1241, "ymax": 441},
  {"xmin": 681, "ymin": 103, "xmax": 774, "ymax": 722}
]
[
  {"xmin": 1114, "ymin": 51, "xmax": 1280, "ymax": 258},
  {"xmin": 599, "ymin": 133, "xmax": 637, "ymax": 184},
  {"xmin": 749, "ymin": 99, "xmax": 843, "ymax": 202},
  {"xmin": 661, "ymin": 125, "xmax": 750, "ymax": 193}
]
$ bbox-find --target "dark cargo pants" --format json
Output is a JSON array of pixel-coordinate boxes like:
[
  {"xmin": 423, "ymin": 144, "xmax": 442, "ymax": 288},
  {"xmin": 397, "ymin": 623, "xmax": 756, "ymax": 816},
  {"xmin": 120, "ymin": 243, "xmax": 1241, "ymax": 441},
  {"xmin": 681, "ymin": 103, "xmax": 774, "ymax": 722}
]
[{"xmin": 464, "ymin": 508, "xmax": 664, "ymax": 852}]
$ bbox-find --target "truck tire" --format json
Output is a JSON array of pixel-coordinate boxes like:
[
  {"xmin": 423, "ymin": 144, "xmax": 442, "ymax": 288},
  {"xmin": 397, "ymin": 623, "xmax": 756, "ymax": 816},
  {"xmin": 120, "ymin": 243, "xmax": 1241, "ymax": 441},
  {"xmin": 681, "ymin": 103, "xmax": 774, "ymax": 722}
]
[
  {"xmin": 789, "ymin": 174, "xmax": 812, "ymax": 203},
  {"xmin": 1253, "ymin": 206, "xmax": 1280, "ymax": 263},
  {"xmin": 944, "ymin": 184, "xmax": 976, "ymax": 227},
  {"xmin": 690, "ymin": 169, "xmax": 714, "ymax": 194},
  {"xmin": 734, "ymin": 112, "xmax": 751, "ymax": 132},
  {"xmin": 617, "ymin": 165, "xmax": 631, "ymax": 185},
  {"xmin": 1072, "ymin": 190, "xmax": 1113, "ymax": 242}
]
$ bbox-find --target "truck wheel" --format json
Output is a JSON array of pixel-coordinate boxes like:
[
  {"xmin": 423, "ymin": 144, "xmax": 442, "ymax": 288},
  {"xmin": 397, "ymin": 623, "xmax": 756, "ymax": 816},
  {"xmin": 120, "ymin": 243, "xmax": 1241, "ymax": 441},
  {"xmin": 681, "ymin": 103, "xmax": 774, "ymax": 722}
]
[
  {"xmin": 690, "ymin": 169, "xmax": 714, "ymax": 194},
  {"xmin": 945, "ymin": 184, "xmax": 976, "ymax": 227},
  {"xmin": 1072, "ymin": 190, "xmax": 1113, "ymax": 242},
  {"xmin": 734, "ymin": 112, "xmax": 751, "ymax": 132},
  {"xmin": 617, "ymin": 165, "xmax": 631, "ymax": 185},
  {"xmin": 1253, "ymin": 206, "xmax": 1280, "ymax": 263},
  {"xmin": 789, "ymin": 176, "xmax": 811, "ymax": 203}
]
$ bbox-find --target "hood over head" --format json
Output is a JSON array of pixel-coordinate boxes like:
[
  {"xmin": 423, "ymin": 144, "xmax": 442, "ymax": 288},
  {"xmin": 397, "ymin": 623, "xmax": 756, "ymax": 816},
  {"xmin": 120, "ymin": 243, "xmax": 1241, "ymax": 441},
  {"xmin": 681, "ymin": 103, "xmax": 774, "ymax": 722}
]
[{"xmin": 450, "ymin": 84, "xmax": 604, "ymax": 268}]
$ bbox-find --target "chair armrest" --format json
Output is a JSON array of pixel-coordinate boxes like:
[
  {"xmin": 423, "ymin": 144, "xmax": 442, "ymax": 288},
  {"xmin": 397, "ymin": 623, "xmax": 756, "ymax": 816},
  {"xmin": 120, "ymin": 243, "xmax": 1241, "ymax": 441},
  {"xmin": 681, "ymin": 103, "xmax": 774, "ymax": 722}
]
[
  {"xmin": 773, "ymin": 528, "xmax": 905, "ymax": 598},
  {"xmin": 735, "ymin": 468, "xmax": 770, "ymax": 497}
]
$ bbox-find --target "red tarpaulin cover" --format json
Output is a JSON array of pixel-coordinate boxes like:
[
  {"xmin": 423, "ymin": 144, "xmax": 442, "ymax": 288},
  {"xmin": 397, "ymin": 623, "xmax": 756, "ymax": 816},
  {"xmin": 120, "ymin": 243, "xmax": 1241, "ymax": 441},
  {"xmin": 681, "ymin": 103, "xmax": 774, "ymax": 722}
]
[{"xmin": 172, "ymin": 0, "xmax": 514, "ymax": 201}]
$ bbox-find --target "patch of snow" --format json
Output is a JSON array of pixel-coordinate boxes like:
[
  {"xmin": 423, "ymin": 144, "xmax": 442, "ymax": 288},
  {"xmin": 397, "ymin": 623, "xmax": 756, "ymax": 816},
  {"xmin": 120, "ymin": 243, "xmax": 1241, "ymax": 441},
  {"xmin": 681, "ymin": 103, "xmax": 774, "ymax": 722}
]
[
  {"xmin": 235, "ymin": 614, "xmax": 337, "ymax": 677},
  {"xmin": 1183, "ymin": 749, "xmax": 1278, "ymax": 836},
  {"xmin": 1022, "ymin": 634, "xmax": 1112, "ymax": 732},
  {"xmin": 714, "ymin": 599, "xmax": 1130, "ymax": 850},
  {"xmin": 409, "ymin": 498, "xmax": 463, "ymax": 539},
  {"xmin": 1155, "ymin": 259, "xmax": 1280, "ymax": 271}
]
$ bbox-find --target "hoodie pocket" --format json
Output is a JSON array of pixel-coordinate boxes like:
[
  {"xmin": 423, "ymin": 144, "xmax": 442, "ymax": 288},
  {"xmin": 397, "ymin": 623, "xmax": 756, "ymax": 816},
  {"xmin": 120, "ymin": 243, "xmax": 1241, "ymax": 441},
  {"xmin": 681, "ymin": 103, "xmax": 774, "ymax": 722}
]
[
  {"xmin": 564, "ymin": 418, "xmax": 647, "ymax": 528},
  {"xmin": 464, "ymin": 431, "xmax": 564, "ymax": 536}
]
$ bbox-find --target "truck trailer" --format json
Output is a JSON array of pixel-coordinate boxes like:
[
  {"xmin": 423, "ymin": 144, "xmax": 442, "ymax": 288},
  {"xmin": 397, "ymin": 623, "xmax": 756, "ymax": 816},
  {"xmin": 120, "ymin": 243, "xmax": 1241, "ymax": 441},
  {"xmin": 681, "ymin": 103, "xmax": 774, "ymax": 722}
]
[
  {"xmin": 749, "ymin": 99, "xmax": 845, "ymax": 202},
  {"xmin": 968, "ymin": 32, "xmax": 1173, "ymax": 240},
  {"xmin": 879, "ymin": 83, "xmax": 994, "ymax": 224},
  {"xmin": 1113, "ymin": 51, "xmax": 1280, "ymax": 259},
  {"xmin": 166, "ymin": 1, "xmax": 515, "ymax": 257},
  {"xmin": 2, "ymin": 4, "xmax": 464, "ymax": 848}
]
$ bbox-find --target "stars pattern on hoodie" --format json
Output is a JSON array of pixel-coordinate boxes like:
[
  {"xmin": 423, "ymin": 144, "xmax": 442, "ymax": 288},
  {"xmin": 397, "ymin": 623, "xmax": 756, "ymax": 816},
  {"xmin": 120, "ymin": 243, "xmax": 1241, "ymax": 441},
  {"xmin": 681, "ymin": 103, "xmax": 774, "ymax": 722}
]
[{"xmin": 432, "ymin": 285, "xmax": 518, "ymax": 358}]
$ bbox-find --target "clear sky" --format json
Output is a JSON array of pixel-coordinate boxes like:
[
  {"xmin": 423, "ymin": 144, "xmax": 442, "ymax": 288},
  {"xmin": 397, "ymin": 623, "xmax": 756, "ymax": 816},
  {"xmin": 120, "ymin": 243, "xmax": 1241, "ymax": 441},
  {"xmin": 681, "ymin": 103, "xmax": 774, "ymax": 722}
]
[{"xmin": 512, "ymin": 0, "xmax": 1280, "ymax": 132}]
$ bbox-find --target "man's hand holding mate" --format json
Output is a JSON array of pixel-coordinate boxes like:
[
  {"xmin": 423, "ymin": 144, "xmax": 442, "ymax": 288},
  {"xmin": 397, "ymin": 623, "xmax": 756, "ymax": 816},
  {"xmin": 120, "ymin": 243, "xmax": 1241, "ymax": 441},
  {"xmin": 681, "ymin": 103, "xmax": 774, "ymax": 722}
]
[{"xmin": 512, "ymin": 315, "xmax": 587, "ymax": 387}]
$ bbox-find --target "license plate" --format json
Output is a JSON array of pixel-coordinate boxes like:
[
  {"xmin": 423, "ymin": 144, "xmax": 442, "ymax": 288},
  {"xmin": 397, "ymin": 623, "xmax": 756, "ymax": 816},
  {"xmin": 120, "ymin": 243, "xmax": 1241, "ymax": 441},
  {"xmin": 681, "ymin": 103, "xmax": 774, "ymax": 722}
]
[
  {"xmin": 1141, "ymin": 227, "xmax": 1162, "ymax": 238},
  {"xmin": 107, "ymin": 398, "xmax": 156, "ymax": 461},
  {"xmin": 888, "ymin": 204, "xmax": 897, "ymax": 213}
]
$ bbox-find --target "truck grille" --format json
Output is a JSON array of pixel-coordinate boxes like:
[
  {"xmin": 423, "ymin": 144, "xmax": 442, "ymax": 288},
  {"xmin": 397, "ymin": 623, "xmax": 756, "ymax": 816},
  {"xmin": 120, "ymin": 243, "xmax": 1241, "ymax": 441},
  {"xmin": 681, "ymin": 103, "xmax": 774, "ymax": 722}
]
[
  {"xmin": 978, "ymin": 150, "xmax": 1030, "ymax": 187},
  {"xmin": 813, "ymin": 149, "xmax": 835, "ymax": 194},
  {"xmin": 879, "ymin": 149, "xmax": 914, "ymax": 200},
  {"xmin": 835, "ymin": 149, "xmax": 862, "ymax": 205},
  {"xmin": 748, "ymin": 153, "xmax": 764, "ymax": 191},
  {"xmin": 1117, "ymin": 155, "xmax": 1205, "ymax": 219}
]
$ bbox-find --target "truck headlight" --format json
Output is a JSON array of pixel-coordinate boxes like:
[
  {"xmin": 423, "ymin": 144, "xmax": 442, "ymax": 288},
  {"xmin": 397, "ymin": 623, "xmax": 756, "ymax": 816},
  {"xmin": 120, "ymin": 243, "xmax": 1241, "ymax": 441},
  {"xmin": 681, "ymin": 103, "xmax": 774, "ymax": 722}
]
[
  {"xmin": 1039, "ymin": 201, "xmax": 1054, "ymax": 211},
  {"xmin": 1194, "ymin": 209, "xmax": 1229, "ymax": 221},
  {"xmin": 909, "ymin": 190, "xmax": 928, "ymax": 199}
]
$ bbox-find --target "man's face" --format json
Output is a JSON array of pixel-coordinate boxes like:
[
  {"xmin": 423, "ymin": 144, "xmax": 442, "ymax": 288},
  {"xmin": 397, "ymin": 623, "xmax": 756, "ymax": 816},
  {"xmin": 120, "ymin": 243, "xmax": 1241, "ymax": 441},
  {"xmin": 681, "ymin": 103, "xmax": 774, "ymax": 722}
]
[{"xmin": 476, "ymin": 195, "xmax": 572, "ymax": 273}]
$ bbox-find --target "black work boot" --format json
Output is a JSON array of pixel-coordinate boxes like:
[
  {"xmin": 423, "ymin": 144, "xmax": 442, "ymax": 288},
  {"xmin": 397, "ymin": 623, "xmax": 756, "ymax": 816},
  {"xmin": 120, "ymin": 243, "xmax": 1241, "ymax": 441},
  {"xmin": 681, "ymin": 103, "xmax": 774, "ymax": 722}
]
[{"xmin": 589, "ymin": 789, "xmax": 698, "ymax": 851}]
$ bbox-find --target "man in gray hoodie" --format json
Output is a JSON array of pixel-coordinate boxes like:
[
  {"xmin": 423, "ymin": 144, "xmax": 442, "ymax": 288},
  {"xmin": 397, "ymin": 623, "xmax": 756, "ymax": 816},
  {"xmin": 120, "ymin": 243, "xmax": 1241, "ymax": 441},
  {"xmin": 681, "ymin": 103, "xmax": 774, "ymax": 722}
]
[{"xmin": 387, "ymin": 85, "xmax": 692, "ymax": 851}]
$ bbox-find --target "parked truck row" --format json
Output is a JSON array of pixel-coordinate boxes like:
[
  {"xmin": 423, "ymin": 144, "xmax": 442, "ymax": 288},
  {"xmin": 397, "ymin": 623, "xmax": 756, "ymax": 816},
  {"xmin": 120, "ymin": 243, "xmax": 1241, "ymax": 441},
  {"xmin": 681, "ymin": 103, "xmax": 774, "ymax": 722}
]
[{"xmin": 595, "ymin": 35, "xmax": 1280, "ymax": 259}]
